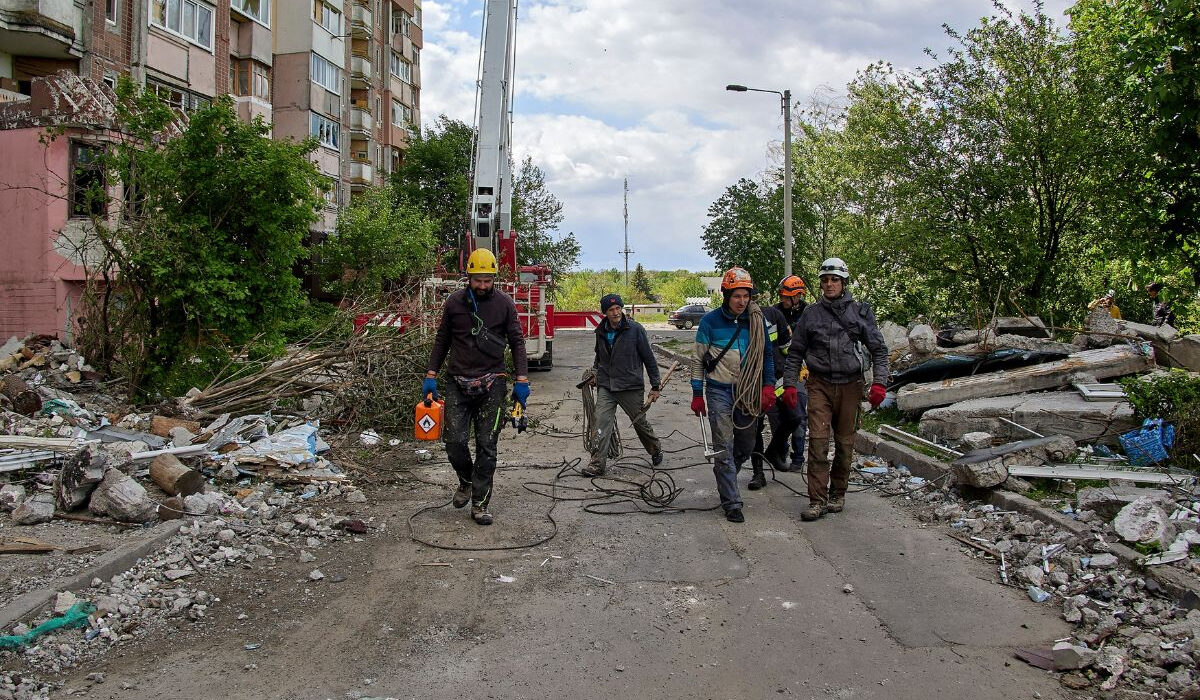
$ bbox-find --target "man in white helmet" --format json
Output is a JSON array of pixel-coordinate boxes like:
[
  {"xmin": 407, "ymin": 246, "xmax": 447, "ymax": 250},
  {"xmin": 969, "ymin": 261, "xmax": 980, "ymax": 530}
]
[{"xmin": 780, "ymin": 257, "xmax": 889, "ymax": 521}]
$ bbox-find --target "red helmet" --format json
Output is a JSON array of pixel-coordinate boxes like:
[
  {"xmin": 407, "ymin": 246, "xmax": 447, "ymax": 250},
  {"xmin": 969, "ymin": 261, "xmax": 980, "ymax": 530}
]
[
  {"xmin": 720, "ymin": 267, "xmax": 755, "ymax": 292},
  {"xmin": 779, "ymin": 275, "xmax": 807, "ymax": 297}
]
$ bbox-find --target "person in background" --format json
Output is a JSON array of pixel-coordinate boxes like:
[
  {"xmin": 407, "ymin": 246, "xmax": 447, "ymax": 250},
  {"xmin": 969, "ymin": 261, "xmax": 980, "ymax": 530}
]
[
  {"xmin": 1088, "ymin": 289, "xmax": 1122, "ymax": 319},
  {"xmin": 582, "ymin": 293, "xmax": 663, "ymax": 476},
  {"xmin": 1146, "ymin": 282, "xmax": 1176, "ymax": 328}
]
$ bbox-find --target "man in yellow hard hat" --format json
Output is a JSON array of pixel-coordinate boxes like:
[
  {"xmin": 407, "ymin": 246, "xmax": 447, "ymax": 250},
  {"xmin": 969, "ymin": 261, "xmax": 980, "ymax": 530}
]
[{"xmin": 425, "ymin": 248, "xmax": 529, "ymax": 526}]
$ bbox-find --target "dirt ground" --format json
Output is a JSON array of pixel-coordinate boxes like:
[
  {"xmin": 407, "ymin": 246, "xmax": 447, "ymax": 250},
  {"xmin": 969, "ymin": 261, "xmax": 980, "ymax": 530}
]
[{"xmin": 12, "ymin": 329, "xmax": 1083, "ymax": 700}]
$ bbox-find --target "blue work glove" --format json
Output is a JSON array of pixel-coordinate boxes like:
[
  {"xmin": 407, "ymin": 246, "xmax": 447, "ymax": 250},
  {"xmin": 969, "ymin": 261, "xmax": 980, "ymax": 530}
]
[
  {"xmin": 512, "ymin": 380, "xmax": 530, "ymax": 408},
  {"xmin": 422, "ymin": 377, "xmax": 438, "ymax": 402}
]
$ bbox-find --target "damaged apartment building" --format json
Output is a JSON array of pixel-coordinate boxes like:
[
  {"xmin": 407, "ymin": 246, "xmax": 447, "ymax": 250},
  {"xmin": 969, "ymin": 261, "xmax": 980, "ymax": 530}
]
[{"xmin": 0, "ymin": 0, "xmax": 423, "ymax": 339}]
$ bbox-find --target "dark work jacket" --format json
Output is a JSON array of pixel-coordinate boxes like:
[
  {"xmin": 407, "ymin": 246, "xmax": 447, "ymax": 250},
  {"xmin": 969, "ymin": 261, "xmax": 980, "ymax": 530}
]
[
  {"xmin": 783, "ymin": 290, "xmax": 888, "ymax": 386},
  {"xmin": 762, "ymin": 305, "xmax": 792, "ymax": 378},
  {"xmin": 428, "ymin": 288, "xmax": 528, "ymax": 378},
  {"xmin": 774, "ymin": 300, "xmax": 807, "ymax": 332},
  {"xmin": 593, "ymin": 315, "xmax": 661, "ymax": 392}
]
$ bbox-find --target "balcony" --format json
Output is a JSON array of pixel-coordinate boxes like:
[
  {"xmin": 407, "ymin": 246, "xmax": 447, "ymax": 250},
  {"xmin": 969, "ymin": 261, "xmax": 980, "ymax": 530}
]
[
  {"xmin": 349, "ymin": 161, "xmax": 374, "ymax": 189},
  {"xmin": 350, "ymin": 106, "xmax": 373, "ymax": 134},
  {"xmin": 350, "ymin": 55, "xmax": 372, "ymax": 89},
  {"xmin": 348, "ymin": 3, "xmax": 372, "ymax": 39},
  {"xmin": 0, "ymin": 0, "xmax": 83, "ymax": 59}
]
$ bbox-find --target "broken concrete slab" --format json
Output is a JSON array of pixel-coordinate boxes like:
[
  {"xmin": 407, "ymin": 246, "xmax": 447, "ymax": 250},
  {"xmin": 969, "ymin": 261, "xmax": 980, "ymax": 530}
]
[
  {"xmin": 1113, "ymin": 497, "xmax": 1174, "ymax": 547},
  {"xmin": 12, "ymin": 492, "xmax": 55, "ymax": 525},
  {"xmin": 1076, "ymin": 486, "xmax": 1173, "ymax": 521},
  {"xmin": 952, "ymin": 458, "xmax": 1009, "ymax": 488},
  {"xmin": 948, "ymin": 334, "xmax": 1077, "ymax": 357},
  {"xmin": 993, "ymin": 316, "xmax": 1050, "ymax": 338},
  {"xmin": 880, "ymin": 321, "xmax": 909, "ymax": 354},
  {"xmin": 897, "ymin": 344, "xmax": 1154, "ymax": 412},
  {"xmin": 959, "ymin": 432, "xmax": 993, "ymax": 450},
  {"xmin": 1166, "ymin": 335, "xmax": 1200, "ymax": 372},
  {"xmin": 88, "ymin": 469, "xmax": 157, "ymax": 523},
  {"xmin": 918, "ymin": 391, "xmax": 1138, "ymax": 444},
  {"xmin": 908, "ymin": 324, "xmax": 938, "ymax": 355}
]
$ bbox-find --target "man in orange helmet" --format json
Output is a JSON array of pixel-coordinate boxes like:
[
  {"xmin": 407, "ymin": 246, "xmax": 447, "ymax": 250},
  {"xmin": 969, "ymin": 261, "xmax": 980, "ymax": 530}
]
[{"xmin": 689, "ymin": 267, "xmax": 776, "ymax": 523}]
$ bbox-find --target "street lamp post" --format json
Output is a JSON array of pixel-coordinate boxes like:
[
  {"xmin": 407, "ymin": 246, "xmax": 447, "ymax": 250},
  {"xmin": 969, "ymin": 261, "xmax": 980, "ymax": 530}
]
[{"xmin": 726, "ymin": 84, "xmax": 793, "ymax": 277}]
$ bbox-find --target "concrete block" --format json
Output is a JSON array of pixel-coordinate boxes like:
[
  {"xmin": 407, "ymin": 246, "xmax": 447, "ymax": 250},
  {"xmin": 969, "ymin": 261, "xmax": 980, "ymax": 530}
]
[
  {"xmin": 959, "ymin": 432, "xmax": 993, "ymax": 450},
  {"xmin": 1113, "ymin": 497, "xmax": 1173, "ymax": 547},
  {"xmin": 1077, "ymin": 486, "xmax": 1172, "ymax": 521},
  {"xmin": 919, "ymin": 392, "xmax": 1137, "ymax": 445},
  {"xmin": 1053, "ymin": 641, "xmax": 1097, "ymax": 670},
  {"xmin": 908, "ymin": 324, "xmax": 937, "ymax": 355},
  {"xmin": 11, "ymin": 492, "xmax": 55, "ymax": 525},
  {"xmin": 1166, "ymin": 334, "xmax": 1200, "ymax": 372},
  {"xmin": 88, "ymin": 469, "xmax": 157, "ymax": 522}
]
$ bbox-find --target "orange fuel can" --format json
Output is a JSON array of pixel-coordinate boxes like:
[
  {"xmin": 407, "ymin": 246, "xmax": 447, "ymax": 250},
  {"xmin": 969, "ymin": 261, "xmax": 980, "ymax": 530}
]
[{"xmin": 414, "ymin": 395, "xmax": 445, "ymax": 441}]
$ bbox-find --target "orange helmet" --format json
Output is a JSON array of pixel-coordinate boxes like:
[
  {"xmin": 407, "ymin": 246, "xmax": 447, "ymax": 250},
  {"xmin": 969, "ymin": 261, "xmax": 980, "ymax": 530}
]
[
  {"xmin": 779, "ymin": 275, "xmax": 807, "ymax": 297},
  {"xmin": 720, "ymin": 266, "xmax": 755, "ymax": 292}
]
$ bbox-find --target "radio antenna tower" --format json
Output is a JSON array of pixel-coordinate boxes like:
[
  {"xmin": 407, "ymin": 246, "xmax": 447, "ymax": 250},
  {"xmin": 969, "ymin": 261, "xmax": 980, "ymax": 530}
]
[{"xmin": 621, "ymin": 177, "xmax": 634, "ymax": 290}]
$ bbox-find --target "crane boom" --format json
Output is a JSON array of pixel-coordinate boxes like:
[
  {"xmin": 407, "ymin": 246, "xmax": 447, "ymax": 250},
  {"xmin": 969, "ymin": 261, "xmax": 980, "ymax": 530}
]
[{"xmin": 470, "ymin": 0, "xmax": 517, "ymax": 267}]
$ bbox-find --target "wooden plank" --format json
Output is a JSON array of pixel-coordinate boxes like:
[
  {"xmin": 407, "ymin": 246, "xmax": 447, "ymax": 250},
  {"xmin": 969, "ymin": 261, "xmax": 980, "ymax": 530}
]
[
  {"xmin": 1006, "ymin": 464, "xmax": 1193, "ymax": 485},
  {"xmin": 897, "ymin": 344, "xmax": 1154, "ymax": 412},
  {"xmin": 0, "ymin": 436, "xmax": 85, "ymax": 452}
]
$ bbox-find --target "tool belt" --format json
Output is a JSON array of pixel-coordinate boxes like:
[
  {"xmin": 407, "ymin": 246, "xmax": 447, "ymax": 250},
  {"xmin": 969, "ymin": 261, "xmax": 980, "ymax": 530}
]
[{"xmin": 453, "ymin": 373, "xmax": 502, "ymax": 398}]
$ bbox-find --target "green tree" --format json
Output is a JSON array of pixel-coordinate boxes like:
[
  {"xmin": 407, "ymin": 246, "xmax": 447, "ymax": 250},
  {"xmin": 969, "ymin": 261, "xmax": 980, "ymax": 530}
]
[
  {"xmin": 74, "ymin": 79, "xmax": 326, "ymax": 395},
  {"xmin": 701, "ymin": 178, "xmax": 787, "ymax": 290},
  {"xmin": 392, "ymin": 115, "xmax": 474, "ymax": 268},
  {"xmin": 655, "ymin": 272, "xmax": 709, "ymax": 309},
  {"xmin": 315, "ymin": 183, "xmax": 436, "ymax": 301},
  {"xmin": 512, "ymin": 156, "xmax": 581, "ymax": 283},
  {"xmin": 835, "ymin": 7, "xmax": 1110, "ymax": 321},
  {"xmin": 631, "ymin": 263, "xmax": 654, "ymax": 302}
]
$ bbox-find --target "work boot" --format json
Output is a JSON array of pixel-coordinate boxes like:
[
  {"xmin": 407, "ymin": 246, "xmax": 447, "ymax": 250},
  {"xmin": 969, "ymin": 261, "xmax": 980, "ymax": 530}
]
[
  {"xmin": 800, "ymin": 502, "xmax": 825, "ymax": 521},
  {"xmin": 747, "ymin": 466, "xmax": 767, "ymax": 491},
  {"xmin": 826, "ymin": 497, "xmax": 845, "ymax": 513},
  {"xmin": 581, "ymin": 462, "xmax": 606, "ymax": 477},
  {"xmin": 650, "ymin": 450, "xmax": 664, "ymax": 467},
  {"xmin": 471, "ymin": 505, "xmax": 493, "ymax": 526},
  {"xmin": 451, "ymin": 482, "xmax": 472, "ymax": 509},
  {"xmin": 725, "ymin": 508, "xmax": 745, "ymax": 523}
]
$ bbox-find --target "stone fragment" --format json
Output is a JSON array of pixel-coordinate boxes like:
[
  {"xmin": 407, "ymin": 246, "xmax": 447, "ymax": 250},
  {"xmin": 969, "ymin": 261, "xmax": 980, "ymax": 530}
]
[
  {"xmin": 1053, "ymin": 641, "xmax": 1096, "ymax": 670},
  {"xmin": 88, "ymin": 469, "xmax": 157, "ymax": 522},
  {"xmin": 952, "ymin": 458, "xmax": 1008, "ymax": 488},
  {"xmin": 1087, "ymin": 553, "xmax": 1119, "ymax": 569},
  {"xmin": 167, "ymin": 426, "xmax": 197, "ymax": 446},
  {"xmin": 12, "ymin": 492, "xmax": 55, "ymax": 525},
  {"xmin": 908, "ymin": 324, "xmax": 938, "ymax": 355},
  {"xmin": 1017, "ymin": 565, "xmax": 1045, "ymax": 587},
  {"xmin": 54, "ymin": 591, "xmax": 79, "ymax": 614},
  {"xmin": 0, "ymin": 483, "xmax": 27, "ymax": 512},
  {"xmin": 344, "ymin": 490, "xmax": 367, "ymax": 503},
  {"xmin": 1167, "ymin": 334, "xmax": 1200, "ymax": 372},
  {"xmin": 308, "ymin": 569, "xmax": 324, "ymax": 581},
  {"xmin": 184, "ymin": 491, "xmax": 226, "ymax": 516},
  {"xmin": 1113, "ymin": 497, "xmax": 1172, "ymax": 547},
  {"xmin": 1166, "ymin": 669, "xmax": 1194, "ymax": 692},
  {"xmin": 299, "ymin": 550, "xmax": 316, "ymax": 563},
  {"xmin": 960, "ymin": 432, "xmax": 993, "ymax": 450}
]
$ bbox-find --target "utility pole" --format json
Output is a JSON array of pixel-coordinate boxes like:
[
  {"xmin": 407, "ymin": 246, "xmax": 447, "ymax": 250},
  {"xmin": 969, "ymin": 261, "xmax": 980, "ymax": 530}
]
[{"xmin": 621, "ymin": 177, "xmax": 634, "ymax": 290}]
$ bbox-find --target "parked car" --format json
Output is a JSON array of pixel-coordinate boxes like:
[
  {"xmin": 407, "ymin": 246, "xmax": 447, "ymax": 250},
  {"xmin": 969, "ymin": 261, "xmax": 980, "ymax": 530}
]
[{"xmin": 668, "ymin": 304, "xmax": 708, "ymax": 330}]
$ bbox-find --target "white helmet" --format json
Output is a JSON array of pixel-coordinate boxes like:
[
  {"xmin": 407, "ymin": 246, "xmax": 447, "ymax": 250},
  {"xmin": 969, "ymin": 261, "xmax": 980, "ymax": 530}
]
[{"xmin": 818, "ymin": 257, "xmax": 850, "ymax": 280}]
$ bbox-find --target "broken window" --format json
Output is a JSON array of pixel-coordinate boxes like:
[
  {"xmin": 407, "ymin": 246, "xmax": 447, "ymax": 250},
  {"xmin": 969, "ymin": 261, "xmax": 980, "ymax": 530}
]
[{"xmin": 70, "ymin": 143, "xmax": 106, "ymax": 219}]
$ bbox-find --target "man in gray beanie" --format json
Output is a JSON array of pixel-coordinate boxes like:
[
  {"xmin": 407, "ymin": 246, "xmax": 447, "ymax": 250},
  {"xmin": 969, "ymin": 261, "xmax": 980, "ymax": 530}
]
[{"xmin": 582, "ymin": 293, "xmax": 664, "ymax": 476}]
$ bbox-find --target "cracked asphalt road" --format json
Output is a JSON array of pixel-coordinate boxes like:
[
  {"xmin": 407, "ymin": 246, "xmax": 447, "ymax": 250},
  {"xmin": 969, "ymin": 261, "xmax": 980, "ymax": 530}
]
[{"xmin": 65, "ymin": 329, "xmax": 1077, "ymax": 700}]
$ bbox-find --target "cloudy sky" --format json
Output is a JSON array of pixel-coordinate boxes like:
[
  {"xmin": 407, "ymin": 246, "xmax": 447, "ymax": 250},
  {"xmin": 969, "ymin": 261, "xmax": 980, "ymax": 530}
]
[{"xmin": 420, "ymin": 0, "xmax": 1074, "ymax": 272}]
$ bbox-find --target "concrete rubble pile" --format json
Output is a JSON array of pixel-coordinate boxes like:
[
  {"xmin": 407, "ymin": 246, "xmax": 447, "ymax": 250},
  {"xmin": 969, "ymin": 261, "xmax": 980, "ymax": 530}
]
[
  {"xmin": 1, "ymin": 333, "xmax": 380, "ymax": 694},
  {"xmin": 855, "ymin": 457, "xmax": 1200, "ymax": 697}
]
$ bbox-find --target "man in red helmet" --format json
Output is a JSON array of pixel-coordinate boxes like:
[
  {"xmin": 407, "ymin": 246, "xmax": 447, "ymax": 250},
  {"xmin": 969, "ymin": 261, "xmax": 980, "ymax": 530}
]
[
  {"xmin": 780, "ymin": 258, "xmax": 888, "ymax": 521},
  {"xmin": 763, "ymin": 275, "xmax": 809, "ymax": 473},
  {"xmin": 689, "ymin": 267, "xmax": 776, "ymax": 523}
]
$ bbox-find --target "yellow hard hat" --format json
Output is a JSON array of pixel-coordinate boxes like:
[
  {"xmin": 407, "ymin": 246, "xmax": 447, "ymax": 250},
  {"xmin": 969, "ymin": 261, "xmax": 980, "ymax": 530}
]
[{"xmin": 466, "ymin": 248, "xmax": 498, "ymax": 275}]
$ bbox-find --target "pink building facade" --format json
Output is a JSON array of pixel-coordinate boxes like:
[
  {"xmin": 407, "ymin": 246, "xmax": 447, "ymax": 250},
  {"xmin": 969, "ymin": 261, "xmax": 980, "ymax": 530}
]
[{"xmin": 0, "ymin": 75, "xmax": 117, "ymax": 341}]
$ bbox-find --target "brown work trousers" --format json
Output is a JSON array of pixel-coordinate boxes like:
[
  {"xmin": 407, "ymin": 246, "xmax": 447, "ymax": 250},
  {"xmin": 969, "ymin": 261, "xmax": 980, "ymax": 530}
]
[{"xmin": 805, "ymin": 374, "xmax": 863, "ymax": 506}]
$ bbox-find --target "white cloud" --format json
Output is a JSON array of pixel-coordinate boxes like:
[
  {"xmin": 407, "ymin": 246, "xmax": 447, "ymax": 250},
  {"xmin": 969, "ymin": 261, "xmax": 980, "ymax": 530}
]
[{"xmin": 421, "ymin": 0, "xmax": 1075, "ymax": 272}]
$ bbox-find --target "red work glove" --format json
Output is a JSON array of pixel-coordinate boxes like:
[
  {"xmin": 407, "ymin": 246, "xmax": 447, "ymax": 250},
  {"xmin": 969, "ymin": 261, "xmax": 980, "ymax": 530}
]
[
  {"xmin": 760, "ymin": 385, "xmax": 776, "ymax": 412},
  {"xmin": 690, "ymin": 395, "xmax": 707, "ymax": 416},
  {"xmin": 868, "ymin": 383, "xmax": 887, "ymax": 409},
  {"xmin": 780, "ymin": 386, "xmax": 799, "ymax": 412}
]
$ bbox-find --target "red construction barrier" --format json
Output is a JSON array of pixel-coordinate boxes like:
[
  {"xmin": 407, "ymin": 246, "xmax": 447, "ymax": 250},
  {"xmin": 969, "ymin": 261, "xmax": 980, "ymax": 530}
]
[{"xmin": 554, "ymin": 311, "xmax": 604, "ymax": 329}]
